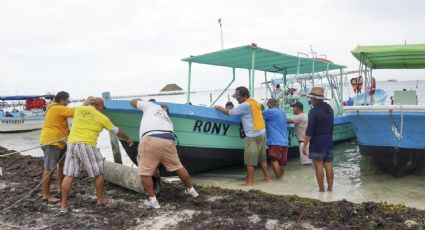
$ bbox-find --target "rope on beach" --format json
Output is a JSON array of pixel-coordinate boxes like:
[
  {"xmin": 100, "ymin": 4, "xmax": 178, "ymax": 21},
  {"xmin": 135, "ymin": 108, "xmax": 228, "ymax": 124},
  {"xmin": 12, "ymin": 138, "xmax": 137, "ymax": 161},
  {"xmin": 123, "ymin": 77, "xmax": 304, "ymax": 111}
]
[
  {"xmin": 0, "ymin": 152, "xmax": 66, "ymax": 214},
  {"xmin": 0, "ymin": 137, "xmax": 68, "ymax": 158}
]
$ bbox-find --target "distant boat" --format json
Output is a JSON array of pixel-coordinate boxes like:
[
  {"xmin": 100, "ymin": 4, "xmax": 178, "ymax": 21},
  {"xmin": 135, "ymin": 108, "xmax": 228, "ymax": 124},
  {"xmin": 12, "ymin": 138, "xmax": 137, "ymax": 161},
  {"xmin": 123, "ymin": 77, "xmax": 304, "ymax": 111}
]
[
  {"xmin": 387, "ymin": 79, "xmax": 397, "ymax": 82},
  {"xmin": 0, "ymin": 95, "xmax": 53, "ymax": 132},
  {"xmin": 345, "ymin": 44, "xmax": 425, "ymax": 176}
]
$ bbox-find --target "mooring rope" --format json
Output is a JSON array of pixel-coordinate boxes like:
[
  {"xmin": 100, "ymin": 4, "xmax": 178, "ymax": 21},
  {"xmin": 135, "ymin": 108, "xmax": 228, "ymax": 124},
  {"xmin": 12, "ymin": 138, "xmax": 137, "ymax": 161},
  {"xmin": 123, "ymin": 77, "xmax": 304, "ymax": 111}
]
[
  {"xmin": 0, "ymin": 137, "xmax": 68, "ymax": 158},
  {"xmin": 0, "ymin": 137, "xmax": 68, "ymax": 213}
]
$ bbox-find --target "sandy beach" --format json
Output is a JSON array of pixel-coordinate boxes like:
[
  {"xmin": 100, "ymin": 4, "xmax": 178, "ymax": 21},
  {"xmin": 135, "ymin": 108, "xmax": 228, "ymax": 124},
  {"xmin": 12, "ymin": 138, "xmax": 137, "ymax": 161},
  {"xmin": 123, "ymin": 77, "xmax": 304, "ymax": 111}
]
[{"xmin": 1, "ymin": 146, "xmax": 424, "ymax": 230}]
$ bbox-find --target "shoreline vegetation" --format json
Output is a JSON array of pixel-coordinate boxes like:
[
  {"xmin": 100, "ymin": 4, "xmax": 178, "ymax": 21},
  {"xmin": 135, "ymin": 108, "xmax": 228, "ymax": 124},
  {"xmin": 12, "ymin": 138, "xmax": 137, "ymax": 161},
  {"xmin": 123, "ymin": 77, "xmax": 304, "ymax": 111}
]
[{"xmin": 0, "ymin": 146, "xmax": 424, "ymax": 229}]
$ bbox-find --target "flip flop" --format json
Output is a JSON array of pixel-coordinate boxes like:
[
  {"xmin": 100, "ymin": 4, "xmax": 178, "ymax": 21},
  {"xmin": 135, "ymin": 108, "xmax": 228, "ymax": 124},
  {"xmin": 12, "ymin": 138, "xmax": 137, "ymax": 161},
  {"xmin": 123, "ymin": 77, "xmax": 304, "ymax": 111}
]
[
  {"xmin": 42, "ymin": 197, "xmax": 60, "ymax": 204},
  {"xmin": 97, "ymin": 198, "xmax": 111, "ymax": 207},
  {"xmin": 60, "ymin": 207, "xmax": 71, "ymax": 214}
]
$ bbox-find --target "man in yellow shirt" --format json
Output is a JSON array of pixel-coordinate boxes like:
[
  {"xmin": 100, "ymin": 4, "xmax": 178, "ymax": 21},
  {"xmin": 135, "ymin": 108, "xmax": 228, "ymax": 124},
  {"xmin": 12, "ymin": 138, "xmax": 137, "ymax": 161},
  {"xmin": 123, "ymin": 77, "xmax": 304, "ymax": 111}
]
[
  {"xmin": 40, "ymin": 91, "xmax": 74, "ymax": 203},
  {"xmin": 60, "ymin": 97, "xmax": 133, "ymax": 213}
]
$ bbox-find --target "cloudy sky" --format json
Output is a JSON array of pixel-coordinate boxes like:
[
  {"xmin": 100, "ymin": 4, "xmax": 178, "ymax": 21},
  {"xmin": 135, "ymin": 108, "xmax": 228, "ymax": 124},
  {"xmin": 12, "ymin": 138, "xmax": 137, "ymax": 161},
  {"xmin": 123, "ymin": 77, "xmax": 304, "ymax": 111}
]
[{"xmin": 1, "ymin": 0, "xmax": 424, "ymax": 98}]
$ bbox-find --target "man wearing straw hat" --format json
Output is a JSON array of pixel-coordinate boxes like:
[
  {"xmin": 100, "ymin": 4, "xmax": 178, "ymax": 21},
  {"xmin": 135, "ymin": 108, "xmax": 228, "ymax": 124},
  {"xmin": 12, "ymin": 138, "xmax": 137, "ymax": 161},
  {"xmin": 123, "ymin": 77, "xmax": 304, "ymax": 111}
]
[{"xmin": 303, "ymin": 87, "xmax": 334, "ymax": 192}]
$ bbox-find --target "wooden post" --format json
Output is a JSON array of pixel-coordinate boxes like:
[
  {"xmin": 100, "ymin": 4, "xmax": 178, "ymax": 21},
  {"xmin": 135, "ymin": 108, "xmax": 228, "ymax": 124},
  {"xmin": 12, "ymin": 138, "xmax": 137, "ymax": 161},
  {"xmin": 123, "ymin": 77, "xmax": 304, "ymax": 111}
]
[{"xmin": 102, "ymin": 92, "xmax": 123, "ymax": 164}]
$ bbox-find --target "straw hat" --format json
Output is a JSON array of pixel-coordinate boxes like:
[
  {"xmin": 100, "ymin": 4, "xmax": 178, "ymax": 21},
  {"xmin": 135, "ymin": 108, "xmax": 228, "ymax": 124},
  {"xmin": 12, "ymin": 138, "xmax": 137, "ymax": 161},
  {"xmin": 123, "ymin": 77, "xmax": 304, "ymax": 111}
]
[{"xmin": 306, "ymin": 87, "xmax": 329, "ymax": 100}]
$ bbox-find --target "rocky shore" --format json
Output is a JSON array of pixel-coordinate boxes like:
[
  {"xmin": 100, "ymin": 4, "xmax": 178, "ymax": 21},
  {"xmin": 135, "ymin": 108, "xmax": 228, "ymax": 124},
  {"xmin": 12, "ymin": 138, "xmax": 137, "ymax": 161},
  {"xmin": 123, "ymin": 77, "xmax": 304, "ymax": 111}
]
[{"xmin": 0, "ymin": 146, "xmax": 424, "ymax": 229}]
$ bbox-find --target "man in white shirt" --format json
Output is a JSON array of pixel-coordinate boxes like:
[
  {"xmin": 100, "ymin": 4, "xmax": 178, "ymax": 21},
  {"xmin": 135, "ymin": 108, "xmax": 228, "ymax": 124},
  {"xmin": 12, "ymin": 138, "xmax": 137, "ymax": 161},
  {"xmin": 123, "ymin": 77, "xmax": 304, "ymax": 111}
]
[
  {"xmin": 130, "ymin": 99, "xmax": 198, "ymax": 209},
  {"xmin": 287, "ymin": 102, "xmax": 312, "ymax": 165}
]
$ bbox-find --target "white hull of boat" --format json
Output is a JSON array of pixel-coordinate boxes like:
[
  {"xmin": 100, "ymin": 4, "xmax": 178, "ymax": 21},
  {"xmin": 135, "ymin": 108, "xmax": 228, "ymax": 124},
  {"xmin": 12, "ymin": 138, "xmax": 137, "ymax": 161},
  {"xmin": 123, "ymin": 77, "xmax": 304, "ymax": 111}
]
[{"xmin": 0, "ymin": 118, "xmax": 43, "ymax": 132}]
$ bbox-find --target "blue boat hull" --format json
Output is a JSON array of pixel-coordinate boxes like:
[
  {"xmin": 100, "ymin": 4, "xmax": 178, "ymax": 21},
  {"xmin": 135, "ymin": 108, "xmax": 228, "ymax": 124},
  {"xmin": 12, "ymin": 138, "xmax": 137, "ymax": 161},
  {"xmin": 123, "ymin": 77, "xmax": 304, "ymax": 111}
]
[{"xmin": 346, "ymin": 109, "xmax": 425, "ymax": 176}]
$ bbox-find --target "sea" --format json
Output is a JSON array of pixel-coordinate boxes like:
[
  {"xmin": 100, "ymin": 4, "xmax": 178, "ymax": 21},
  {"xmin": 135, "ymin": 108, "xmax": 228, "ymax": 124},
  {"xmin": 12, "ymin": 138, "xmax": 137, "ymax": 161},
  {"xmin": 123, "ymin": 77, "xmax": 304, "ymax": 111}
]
[{"xmin": 1, "ymin": 80, "xmax": 425, "ymax": 209}]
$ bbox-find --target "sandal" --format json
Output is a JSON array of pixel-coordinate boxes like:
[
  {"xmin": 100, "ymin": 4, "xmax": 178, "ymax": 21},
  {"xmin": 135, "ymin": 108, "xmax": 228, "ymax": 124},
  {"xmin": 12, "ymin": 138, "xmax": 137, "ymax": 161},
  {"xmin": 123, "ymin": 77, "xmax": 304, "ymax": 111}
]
[
  {"xmin": 97, "ymin": 198, "xmax": 111, "ymax": 207},
  {"xmin": 42, "ymin": 196, "xmax": 60, "ymax": 204},
  {"xmin": 60, "ymin": 206, "xmax": 71, "ymax": 214}
]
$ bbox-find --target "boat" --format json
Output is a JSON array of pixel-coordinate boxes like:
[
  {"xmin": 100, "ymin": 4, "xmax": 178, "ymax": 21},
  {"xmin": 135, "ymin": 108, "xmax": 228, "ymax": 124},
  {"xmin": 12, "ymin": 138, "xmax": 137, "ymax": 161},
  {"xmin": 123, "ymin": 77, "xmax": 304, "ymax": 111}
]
[
  {"xmin": 103, "ymin": 44, "xmax": 355, "ymax": 174},
  {"xmin": 344, "ymin": 44, "xmax": 425, "ymax": 176},
  {"xmin": 0, "ymin": 95, "xmax": 53, "ymax": 132},
  {"xmin": 387, "ymin": 79, "xmax": 397, "ymax": 82}
]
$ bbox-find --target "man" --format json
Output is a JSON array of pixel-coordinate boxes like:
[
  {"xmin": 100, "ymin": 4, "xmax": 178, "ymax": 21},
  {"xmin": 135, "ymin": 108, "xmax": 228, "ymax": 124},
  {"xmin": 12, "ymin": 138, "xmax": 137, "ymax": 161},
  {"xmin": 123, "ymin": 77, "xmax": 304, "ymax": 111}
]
[
  {"xmin": 274, "ymin": 84, "xmax": 282, "ymax": 97},
  {"xmin": 61, "ymin": 97, "xmax": 133, "ymax": 213},
  {"xmin": 287, "ymin": 102, "xmax": 312, "ymax": 166},
  {"xmin": 214, "ymin": 86, "xmax": 270, "ymax": 186},
  {"xmin": 130, "ymin": 99, "xmax": 198, "ymax": 209},
  {"xmin": 39, "ymin": 91, "xmax": 74, "ymax": 203},
  {"xmin": 262, "ymin": 98, "xmax": 288, "ymax": 178},
  {"xmin": 302, "ymin": 87, "xmax": 334, "ymax": 192}
]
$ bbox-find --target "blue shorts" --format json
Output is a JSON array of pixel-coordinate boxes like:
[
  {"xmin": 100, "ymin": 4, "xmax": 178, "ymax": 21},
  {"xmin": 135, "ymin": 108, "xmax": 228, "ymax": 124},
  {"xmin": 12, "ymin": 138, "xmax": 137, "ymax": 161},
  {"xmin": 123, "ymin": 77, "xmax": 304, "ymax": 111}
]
[{"xmin": 308, "ymin": 151, "xmax": 333, "ymax": 162}]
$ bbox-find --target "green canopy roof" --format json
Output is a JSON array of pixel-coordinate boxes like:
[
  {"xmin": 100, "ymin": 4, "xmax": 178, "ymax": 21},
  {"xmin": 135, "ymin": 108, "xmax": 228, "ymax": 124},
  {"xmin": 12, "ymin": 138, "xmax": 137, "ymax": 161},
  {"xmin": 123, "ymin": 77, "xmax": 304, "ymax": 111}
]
[
  {"xmin": 182, "ymin": 45, "xmax": 345, "ymax": 74},
  {"xmin": 351, "ymin": 44, "xmax": 425, "ymax": 69}
]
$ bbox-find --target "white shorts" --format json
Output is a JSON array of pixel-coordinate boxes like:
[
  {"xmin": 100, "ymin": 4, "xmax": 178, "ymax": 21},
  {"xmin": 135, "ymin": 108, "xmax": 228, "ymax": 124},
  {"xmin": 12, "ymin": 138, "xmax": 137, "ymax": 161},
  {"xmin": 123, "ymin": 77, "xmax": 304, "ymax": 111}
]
[{"xmin": 298, "ymin": 142, "xmax": 312, "ymax": 165}]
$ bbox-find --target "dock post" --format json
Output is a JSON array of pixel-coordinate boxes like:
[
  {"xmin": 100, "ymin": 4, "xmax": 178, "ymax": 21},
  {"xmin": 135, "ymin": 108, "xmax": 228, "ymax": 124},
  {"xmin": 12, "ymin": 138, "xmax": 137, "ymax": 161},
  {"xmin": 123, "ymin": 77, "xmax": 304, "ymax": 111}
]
[{"xmin": 102, "ymin": 92, "xmax": 123, "ymax": 164}]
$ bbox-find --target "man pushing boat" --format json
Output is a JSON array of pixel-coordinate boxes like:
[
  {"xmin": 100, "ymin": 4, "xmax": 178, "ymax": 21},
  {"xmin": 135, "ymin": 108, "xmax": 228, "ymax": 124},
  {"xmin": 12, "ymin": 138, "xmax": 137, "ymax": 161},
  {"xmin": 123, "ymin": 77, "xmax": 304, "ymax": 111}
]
[
  {"xmin": 60, "ymin": 97, "xmax": 133, "ymax": 213},
  {"xmin": 130, "ymin": 98, "xmax": 198, "ymax": 209},
  {"xmin": 214, "ymin": 86, "xmax": 271, "ymax": 186}
]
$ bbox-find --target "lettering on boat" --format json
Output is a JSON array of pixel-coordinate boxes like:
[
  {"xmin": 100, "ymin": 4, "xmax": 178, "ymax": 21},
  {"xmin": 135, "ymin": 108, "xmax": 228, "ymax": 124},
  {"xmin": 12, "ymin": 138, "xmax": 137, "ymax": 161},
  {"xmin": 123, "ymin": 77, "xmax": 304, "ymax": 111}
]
[
  {"xmin": 193, "ymin": 120, "xmax": 230, "ymax": 136},
  {"xmin": 1, "ymin": 120, "xmax": 25, "ymax": 124}
]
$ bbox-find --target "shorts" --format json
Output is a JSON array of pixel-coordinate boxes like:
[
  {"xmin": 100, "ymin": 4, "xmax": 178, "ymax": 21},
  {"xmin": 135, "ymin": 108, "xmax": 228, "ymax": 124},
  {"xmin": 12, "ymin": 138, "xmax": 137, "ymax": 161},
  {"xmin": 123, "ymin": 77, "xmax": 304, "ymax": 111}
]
[
  {"xmin": 309, "ymin": 150, "xmax": 333, "ymax": 162},
  {"xmin": 267, "ymin": 145, "xmax": 288, "ymax": 166},
  {"xmin": 244, "ymin": 134, "xmax": 267, "ymax": 166},
  {"xmin": 42, "ymin": 145, "xmax": 66, "ymax": 170},
  {"xmin": 298, "ymin": 142, "xmax": 312, "ymax": 165},
  {"xmin": 137, "ymin": 136, "xmax": 183, "ymax": 176},
  {"xmin": 63, "ymin": 143, "xmax": 104, "ymax": 177}
]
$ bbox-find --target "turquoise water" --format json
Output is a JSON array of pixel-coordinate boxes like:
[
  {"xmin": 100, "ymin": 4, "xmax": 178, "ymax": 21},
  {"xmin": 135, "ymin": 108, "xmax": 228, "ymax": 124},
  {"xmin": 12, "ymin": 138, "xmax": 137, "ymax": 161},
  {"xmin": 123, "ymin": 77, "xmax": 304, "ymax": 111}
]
[{"xmin": 1, "ymin": 80, "xmax": 424, "ymax": 209}]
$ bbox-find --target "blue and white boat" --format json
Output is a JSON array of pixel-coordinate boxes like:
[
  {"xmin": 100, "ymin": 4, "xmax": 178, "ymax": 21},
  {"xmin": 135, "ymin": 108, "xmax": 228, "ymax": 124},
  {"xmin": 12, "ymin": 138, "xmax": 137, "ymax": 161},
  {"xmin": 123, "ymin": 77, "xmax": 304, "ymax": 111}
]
[
  {"xmin": 0, "ymin": 95, "xmax": 53, "ymax": 132},
  {"xmin": 344, "ymin": 44, "xmax": 425, "ymax": 176}
]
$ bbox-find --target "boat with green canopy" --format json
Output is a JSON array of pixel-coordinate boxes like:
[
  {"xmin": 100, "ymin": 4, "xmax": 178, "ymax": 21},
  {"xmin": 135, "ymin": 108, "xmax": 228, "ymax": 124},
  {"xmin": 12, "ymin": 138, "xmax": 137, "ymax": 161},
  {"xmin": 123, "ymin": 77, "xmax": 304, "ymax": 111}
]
[
  {"xmin": 103, "ymin": 44, "xmax": 355, "ymax": 173},
  {"xmin": 345, "ymin": 43, "xmax": 425, "ymax": 176}
]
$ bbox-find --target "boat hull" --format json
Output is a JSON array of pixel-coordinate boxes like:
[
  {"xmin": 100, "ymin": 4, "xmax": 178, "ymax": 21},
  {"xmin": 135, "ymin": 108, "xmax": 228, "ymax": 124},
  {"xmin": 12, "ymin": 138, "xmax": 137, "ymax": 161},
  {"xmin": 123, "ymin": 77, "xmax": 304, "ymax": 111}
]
[
  {"xmin": 345, "ymin": 106, "xmax": 425, "ymax": 176},
  {"xmin": 0, "ymin": 117, "xmax": 44, "ymax": 132},
  {"xmin": 359, "ymin": 144, "xmax": 425, "ymax": 176},
  {"xmin": 106, "ymin": 100, "xmax": 355, "ymax": 174}
]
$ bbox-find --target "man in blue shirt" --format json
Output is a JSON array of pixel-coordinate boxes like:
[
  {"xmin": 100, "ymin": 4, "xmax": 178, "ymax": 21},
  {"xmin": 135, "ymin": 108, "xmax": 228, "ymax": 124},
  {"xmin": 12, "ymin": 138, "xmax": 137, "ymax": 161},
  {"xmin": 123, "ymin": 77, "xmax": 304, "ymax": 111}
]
[
  {"xmin": 302, "ymin": 87, "xmax": 334, "ymax": 192},
  {"xmin": 263, "ymin": 98, "xmax": 288, "ymax": 178}
]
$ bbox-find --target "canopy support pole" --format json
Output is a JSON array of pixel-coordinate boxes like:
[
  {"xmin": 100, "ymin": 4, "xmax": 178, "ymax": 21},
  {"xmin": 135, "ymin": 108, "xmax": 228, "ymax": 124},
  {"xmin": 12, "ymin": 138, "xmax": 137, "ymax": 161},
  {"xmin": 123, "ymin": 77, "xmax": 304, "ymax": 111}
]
[
  {"xmin": 311, "ymin": 59, "xmax": 315, "ymax": 87},
  {"xmin": 186, "ymin": 62, "xmax": 192, "ymax": 104},
  {"xmin": 339, "ymin": 68, "xmax": 344, "ymax": 104},
  {"xmin": 210, "ymin": 68, "xmax": 235, "ymax": 107},
  {"xmin": 325, "ymin": 66, "xmax": 342, "ymax": 115},
  {"xmin": 250, "ymin": 48, "xmax": 256, "ymax": 97},
  {"xmin": 264, "ymin": 71, "xmax": 274, "ymax": 98}
]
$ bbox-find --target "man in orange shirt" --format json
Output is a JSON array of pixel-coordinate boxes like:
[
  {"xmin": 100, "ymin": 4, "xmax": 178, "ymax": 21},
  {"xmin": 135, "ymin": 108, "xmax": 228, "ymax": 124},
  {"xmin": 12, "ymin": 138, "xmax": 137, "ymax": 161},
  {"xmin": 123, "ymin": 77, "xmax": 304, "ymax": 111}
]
[{"xmin": 39, "ymin": 91, "xmax": 75, "ymax": 203}]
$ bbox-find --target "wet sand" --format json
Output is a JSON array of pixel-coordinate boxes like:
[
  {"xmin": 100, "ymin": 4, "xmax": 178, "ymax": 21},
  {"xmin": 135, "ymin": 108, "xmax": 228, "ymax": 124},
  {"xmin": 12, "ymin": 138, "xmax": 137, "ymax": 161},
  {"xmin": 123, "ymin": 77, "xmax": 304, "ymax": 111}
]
[{"xmin": 1, "ymin": 146, "xmax": 425, "ymax": 230}]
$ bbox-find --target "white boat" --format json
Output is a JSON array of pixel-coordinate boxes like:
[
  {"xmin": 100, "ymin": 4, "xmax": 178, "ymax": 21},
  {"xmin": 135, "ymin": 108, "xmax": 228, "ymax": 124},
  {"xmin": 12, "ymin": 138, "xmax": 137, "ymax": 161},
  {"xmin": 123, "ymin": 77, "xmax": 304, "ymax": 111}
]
[{"xmin": 0, "ymin": 95, "xmax": 53, "ymax": 132}]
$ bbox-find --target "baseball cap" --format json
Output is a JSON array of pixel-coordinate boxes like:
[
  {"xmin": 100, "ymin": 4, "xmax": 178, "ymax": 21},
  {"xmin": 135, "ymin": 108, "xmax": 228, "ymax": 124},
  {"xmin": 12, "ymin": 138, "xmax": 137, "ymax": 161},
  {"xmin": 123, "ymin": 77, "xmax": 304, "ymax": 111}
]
[{"xmin": 291, "ymin": 102, "xmax": 304, "ymax": 109}]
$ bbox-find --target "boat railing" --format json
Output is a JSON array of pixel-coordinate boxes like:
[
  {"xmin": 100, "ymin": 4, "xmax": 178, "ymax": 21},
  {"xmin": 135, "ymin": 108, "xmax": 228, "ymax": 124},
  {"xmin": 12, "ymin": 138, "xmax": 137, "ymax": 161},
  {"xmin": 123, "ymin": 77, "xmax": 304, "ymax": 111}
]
[{"xmin": 344, "ymin": 105, "xmax": 425, "ymax": 112}]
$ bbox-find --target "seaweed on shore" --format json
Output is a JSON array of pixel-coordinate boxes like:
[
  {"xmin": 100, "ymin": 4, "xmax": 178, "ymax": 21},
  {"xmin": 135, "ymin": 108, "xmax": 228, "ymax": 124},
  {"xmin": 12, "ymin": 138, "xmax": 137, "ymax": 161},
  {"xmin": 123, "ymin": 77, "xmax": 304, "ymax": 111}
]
[{"xmin": 0, "ymin": 146, "xmax": 424, "ymax": 230}]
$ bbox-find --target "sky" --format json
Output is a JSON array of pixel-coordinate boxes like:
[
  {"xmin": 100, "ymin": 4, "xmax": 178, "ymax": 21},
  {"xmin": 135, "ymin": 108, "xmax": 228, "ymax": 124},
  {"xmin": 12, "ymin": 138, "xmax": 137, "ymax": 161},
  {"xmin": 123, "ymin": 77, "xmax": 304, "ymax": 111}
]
[{"xmin": 1, "ymin": 0, "xmax": 424, "ymax": 99}]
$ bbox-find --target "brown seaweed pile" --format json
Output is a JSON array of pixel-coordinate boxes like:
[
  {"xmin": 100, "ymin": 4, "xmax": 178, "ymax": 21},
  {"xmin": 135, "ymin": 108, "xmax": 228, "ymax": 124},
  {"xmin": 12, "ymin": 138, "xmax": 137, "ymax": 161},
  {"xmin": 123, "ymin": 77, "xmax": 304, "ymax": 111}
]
[{"xmin": 0, "ymin": 146, "xmax": 424, "ymax": 229}]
